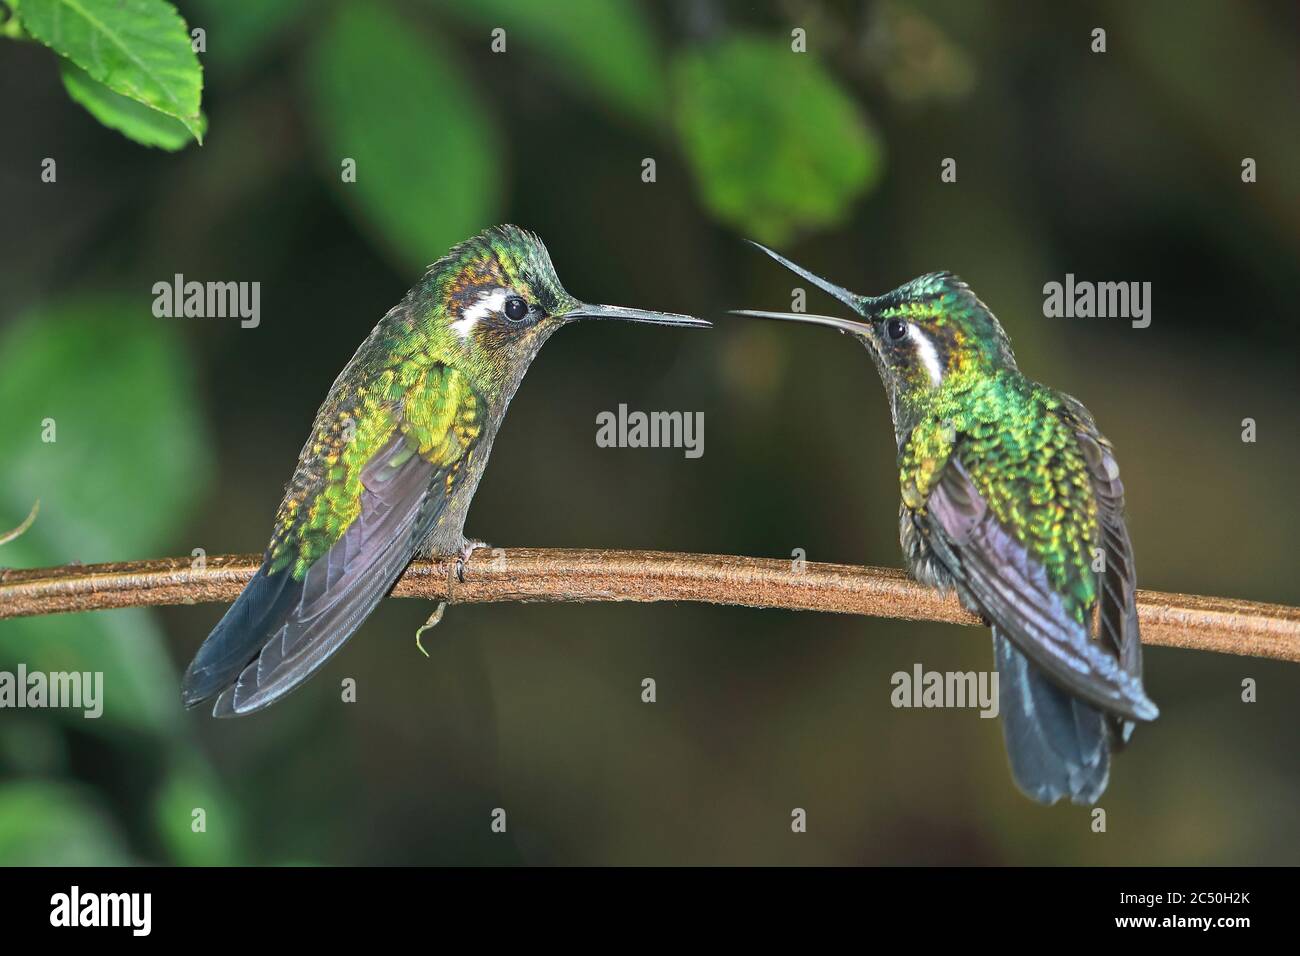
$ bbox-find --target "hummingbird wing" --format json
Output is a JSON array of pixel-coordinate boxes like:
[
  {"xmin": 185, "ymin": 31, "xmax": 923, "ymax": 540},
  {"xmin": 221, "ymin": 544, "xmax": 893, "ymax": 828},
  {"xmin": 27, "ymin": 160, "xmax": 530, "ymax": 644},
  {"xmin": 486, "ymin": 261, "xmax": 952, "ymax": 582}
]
[
  {"xmin": 1058, "ymin": 397, "xmax": 1145, "ymax": 746},
  {"xmin": 182, "ymin": 363, "xmax": 484, "ymax": 716},
  {"xmin": 920, "ymin": 434, "xmax": 1156, "ymax": 725},
  {"xmin": 1059, "ymin": 399, "xmax": 1143, "ymax": 680}
]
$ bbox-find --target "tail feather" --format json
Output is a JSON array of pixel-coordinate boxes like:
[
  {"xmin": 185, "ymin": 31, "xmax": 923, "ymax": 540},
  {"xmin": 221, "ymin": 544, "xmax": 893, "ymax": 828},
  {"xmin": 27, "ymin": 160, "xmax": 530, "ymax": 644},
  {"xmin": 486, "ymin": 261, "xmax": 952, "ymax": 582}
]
[
  {"xmin": 994, "ymin": 629, "xmax": 1113, "ymax": 805},
  {"xmin": 180, "ymin": 431, "xmax": 440, "ymax": 716},
  {"xmin": 181, "ymin": 564, "xmax": 301, "ymax": 707}
]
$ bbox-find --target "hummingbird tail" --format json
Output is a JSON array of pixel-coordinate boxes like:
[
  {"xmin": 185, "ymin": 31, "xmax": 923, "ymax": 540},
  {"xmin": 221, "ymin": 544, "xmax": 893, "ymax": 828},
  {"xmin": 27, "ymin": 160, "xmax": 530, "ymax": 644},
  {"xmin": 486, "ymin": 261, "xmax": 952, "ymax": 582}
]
[
  {"xmin": 994, "ymin": 629, "xmax": 1116, "ymax": 805},
  {"xmin": 182, "ymin": 432, "xmax": 442, "ymax": 716},
  {"xmin": 181, "ymin": 562, "xmax": 303, "ymax": 708}
]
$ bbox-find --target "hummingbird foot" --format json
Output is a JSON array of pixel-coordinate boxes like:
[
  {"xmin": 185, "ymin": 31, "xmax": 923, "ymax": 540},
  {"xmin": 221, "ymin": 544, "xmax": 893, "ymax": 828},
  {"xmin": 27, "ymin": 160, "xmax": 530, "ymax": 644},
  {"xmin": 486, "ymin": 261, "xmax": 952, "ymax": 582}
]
[
  {"xmin": 455, "ymin": 538, "xmax": 490, "ymax": 584},
  {"xmin": 415, "ymin": 602, "xmax": 448, "ymax": 658},
  {"xmin": 415, "ymin": 539, "xmax": 491, "ymax": 655}
]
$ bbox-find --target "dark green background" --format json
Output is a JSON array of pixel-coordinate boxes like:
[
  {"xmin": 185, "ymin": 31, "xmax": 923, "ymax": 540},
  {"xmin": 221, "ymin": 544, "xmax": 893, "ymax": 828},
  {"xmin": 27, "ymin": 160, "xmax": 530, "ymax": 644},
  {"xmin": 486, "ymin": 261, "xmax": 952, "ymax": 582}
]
[{"xmin": 1, "ymin": 0, "xmax": 1297, "ymax": 865}]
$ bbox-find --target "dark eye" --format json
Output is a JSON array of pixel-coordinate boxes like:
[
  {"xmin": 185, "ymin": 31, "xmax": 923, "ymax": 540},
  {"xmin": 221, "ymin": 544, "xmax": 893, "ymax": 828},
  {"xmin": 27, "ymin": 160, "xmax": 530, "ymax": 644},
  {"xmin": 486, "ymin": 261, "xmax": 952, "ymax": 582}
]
[
  {"xmin": 504, "ymin": 296, "xmax": 529, "ymax": 322},
  {"xmin": 885, "ymin": 318, "xmax": 908, "ymax": 342}
]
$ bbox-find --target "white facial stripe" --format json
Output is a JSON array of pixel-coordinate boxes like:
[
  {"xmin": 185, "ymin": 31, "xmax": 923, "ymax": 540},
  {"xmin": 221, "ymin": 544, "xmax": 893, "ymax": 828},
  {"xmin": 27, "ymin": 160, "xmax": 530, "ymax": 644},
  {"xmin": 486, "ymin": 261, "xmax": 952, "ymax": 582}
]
[
  {"xmin": 450, "ymin": 288, "xmax": 508, "ymax": 340},
  {"xmin": 910, "ymin": 324, "xmax": 944, "ymax": 386}
]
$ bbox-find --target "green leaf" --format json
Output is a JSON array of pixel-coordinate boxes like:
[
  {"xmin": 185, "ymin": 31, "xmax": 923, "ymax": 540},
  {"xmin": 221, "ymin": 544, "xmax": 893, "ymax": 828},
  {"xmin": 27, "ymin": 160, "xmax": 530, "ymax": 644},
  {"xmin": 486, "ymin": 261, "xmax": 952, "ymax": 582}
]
[
  {"xmin": 427, "ymin": 0, "xmax": 664, "ymax": 125},
  {"xmin": 672, "ymin": 37, "xmax": 883, "ymax": 244},
  {"xmin": 0, "ymin": 299, "xmax": 212, "ymax": 732},
  {"xmin": 0, "ymin": 781, "xmax": 133, "ymax": 865},
  {"xmin": 18, "ymin": 0, "xmax": 204, "ymax": 143},
  {"xmin": 308, "ymin": 1, "xmax": 501, "ymax": 272},
  {"xmin": 60, "ymin": 58, "xmax": 205, "ymax": 150}
]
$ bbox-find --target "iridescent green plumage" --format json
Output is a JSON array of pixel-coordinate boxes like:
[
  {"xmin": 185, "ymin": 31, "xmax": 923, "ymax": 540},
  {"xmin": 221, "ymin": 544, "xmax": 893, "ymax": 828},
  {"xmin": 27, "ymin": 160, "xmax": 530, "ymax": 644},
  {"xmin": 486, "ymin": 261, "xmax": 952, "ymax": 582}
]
[
  {"xmin": 901, "ymin": 369, "xmax": 1100, "ymax": 619},
  {"xmin": 183, "ymin": 225, "xmax": 706, "ymax": 717},
  {"xmin": 736, "ymin": 244, "xmax": 1157, "ymax": 805},
  {"xmin": 266, "ymin": 226, "xmax": 577, "ymax": 580}
]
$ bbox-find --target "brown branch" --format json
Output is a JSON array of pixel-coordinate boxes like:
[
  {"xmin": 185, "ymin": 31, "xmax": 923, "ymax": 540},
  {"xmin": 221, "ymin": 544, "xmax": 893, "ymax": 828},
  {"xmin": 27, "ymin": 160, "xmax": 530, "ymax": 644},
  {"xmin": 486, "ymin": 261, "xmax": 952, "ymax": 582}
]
[{"xmin": 1, "ymin": 549, "xmax": 1297, "ymax": 663}]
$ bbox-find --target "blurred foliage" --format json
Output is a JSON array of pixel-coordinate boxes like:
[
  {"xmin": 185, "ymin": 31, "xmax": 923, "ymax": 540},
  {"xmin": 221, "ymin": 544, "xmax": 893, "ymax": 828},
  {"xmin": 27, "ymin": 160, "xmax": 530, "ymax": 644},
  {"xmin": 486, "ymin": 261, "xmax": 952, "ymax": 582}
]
[
  {"xmin": 0, "ymin": 303, "xmax": 240, "ymax": 862},
  {"xmin": 307, "ymin": 1, "xmax": 502, "ymax": 273},
  {"xmin": 865, "ymin": 1, "xmax": 974, "ymax": 103},
  {"xmin": 13, "ymin": 0, "xmax": 205, "ymax": 147},
  {"xmin": 188, "ymin": 0, "xmax": 307, "ymax": 73},
  {"xmin": 0, "ymin": 781, "xmax": 132, "ymax": 865},
  {"xmin": 427, "ymin": 0, "xmax": 666, "ymax": 126},
  {"xmin": 673, "ymin": 35, "xmax": 882, "ymax": 243},
  {"xmin": 0, "ymin": 0, "xmax": 1297, "ymax": 866},
  {"xmin": 0, "ymin": 302, "xmax": 210, "ymax": 560}
]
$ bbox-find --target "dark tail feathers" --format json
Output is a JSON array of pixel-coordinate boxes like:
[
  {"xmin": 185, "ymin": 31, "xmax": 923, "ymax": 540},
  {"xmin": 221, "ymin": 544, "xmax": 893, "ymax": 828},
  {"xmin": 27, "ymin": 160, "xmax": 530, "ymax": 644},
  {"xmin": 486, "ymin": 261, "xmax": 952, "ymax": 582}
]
[{"xmin": 994, "ymin": 629, "xmax": 1131, "ymax": 805}]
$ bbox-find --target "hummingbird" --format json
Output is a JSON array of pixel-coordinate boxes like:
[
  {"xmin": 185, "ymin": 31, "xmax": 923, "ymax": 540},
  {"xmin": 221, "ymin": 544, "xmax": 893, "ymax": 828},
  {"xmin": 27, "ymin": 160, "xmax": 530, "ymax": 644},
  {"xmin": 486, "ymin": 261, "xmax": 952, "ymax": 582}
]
[
  {"xmin": 735, "ymin": 243, "xmax": 1157, "ymax": 805},
  {"xmin": 182, "ymin": 224, "xmax": 708, "ymax": 717}
]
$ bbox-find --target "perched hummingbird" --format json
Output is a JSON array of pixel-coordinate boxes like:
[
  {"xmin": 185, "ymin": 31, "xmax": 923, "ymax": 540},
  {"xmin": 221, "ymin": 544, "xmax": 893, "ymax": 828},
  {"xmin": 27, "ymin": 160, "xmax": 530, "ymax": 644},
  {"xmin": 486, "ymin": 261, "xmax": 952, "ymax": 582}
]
[
  {"xmin": 736, "ymin": 243, "xmax": 1157, "ymax": 805},
  {"xmin": 182, "ymin": 225, "xmax": 708, "ymax": 717}
]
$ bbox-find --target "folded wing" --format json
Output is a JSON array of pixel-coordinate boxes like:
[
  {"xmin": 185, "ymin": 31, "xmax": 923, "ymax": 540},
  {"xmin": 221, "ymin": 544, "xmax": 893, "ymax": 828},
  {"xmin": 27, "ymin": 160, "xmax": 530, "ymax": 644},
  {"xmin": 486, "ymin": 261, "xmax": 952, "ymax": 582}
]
[
  {"xmin": 183, "ymin": 361, "xmax": 484, "ymax": 717},
  {"xmin": 924, "ymin": 455, "xmax": 1156, "ymax": 723}
]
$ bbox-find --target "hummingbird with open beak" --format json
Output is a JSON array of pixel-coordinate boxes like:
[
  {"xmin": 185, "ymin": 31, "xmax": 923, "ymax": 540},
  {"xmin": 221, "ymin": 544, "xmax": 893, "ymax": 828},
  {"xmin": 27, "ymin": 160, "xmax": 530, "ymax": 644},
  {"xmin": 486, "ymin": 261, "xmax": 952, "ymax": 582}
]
[
  {"xmin": 182, "ymin": 225, "xmax": 708, "ymax": 717},
  {"xmin": 735, "ymin": 242, "xmax": 1157, "ymax": 805}
]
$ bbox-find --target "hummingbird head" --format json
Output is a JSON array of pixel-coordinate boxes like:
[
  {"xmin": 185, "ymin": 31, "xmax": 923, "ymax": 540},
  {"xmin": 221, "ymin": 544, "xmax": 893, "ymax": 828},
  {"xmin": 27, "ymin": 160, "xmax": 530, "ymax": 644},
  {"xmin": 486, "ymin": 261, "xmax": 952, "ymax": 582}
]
[
  {"xmin": 427, "ymin": 225, "xmax": 707, "ymax": 397},
  {"xmin": 734, "ymin": 242, "xmax": 1016, "ymax": 426}
]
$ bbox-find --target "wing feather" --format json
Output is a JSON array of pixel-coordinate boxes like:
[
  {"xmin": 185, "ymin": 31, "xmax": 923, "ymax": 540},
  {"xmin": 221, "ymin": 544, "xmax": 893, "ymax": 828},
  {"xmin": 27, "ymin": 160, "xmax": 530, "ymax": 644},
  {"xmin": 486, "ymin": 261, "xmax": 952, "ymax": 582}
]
[
  {"xmin": 926, "ymin": 456, "xmax": 1156, "ymax": 722},
  {"xmin": 210, "ymin": 435, "xmax": 442, "ymax": 716},
  {"xmin": 182, "ymin": 363, "xmax": 484, "ymax": 716}
]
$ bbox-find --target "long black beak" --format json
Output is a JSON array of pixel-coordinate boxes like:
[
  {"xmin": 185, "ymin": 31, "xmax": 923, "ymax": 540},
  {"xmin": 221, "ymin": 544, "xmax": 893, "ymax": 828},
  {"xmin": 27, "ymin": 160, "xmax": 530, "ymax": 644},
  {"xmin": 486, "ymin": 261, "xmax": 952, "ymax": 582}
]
[
  {"xmin": 727, "ymin": 308, "xmax": 872, "ymax": 335},
  {"xmin": 744, "ymin": 240, "xmax": 869, "ymax": 314},
  {"xmin": 561, "ymin": 303, "xmax": 710, "ymax": 328}
]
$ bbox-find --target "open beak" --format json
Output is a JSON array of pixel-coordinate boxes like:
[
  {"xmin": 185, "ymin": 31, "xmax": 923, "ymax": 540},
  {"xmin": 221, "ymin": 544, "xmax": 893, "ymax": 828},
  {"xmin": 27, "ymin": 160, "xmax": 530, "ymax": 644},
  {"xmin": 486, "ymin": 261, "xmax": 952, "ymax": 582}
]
[
  {"xmin": 744, "ymin": 240, "xmax": 869, "ymax": 314},
  {"xmin": 728, "ymin": 309, "xmax": 871, "ymax": 335},
  {"xmin": 731, "ymin": 240, "xmax": 876, "ymax": 335},
  {"xmin": 561, "ymin": 302, "xmax": 710, "ymax": 328}
]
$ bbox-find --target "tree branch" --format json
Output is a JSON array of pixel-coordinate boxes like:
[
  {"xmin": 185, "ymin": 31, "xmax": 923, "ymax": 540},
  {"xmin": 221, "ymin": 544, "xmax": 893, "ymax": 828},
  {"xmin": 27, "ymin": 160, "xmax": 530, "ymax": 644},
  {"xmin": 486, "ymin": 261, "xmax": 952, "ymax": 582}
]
[{"xmin": 1, "ymin": 549, "xmax": 1297, "ymax": 663}]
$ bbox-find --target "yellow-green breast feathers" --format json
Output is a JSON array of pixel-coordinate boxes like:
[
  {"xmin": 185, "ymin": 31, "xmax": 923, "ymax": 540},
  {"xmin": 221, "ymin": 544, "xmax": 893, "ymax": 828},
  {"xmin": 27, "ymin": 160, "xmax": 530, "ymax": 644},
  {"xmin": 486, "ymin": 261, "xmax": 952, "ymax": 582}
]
[{"xmin": 268, "ymin": 356, "xmax": 482, "ymax": 580}]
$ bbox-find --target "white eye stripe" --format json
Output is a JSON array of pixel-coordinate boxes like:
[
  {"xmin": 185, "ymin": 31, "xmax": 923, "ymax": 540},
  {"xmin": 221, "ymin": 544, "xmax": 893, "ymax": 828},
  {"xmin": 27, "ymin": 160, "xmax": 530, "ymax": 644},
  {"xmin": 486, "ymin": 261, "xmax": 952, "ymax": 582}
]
[
  {"xmin": 450, "ymin": 288, "xmax": 509, "ymax": 340},
  {"xmin": 909, "ymin": 323, "xmax": 944, "ymax": 386}
]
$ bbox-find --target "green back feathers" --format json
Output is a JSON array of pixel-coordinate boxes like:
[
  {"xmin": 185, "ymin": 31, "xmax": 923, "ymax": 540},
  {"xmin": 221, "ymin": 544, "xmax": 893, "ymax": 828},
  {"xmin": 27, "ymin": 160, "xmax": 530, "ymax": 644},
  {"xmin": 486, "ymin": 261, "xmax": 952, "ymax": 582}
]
[{"xmin": 901, "ymin": 369, "xmax": 1101, "ymax": 619}]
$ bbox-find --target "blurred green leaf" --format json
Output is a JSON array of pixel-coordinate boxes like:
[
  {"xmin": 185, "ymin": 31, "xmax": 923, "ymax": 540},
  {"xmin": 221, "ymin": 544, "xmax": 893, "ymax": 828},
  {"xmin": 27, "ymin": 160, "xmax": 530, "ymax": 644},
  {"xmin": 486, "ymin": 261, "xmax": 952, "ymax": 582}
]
[
  {"xmin": 672, "ymin": 37, "xmax": 882, "ymax": 244},
  {"xmin": 0, "ymin": 601, "xmax": 182, "ymax": 734},
  {"xmin": 0, "ymin": 715, "xmax": 69, "ymax": 778},
  {"xmin": 308, "ymin": 1, "xmax": 501, "ymax": 272},
  {"xmin": 0, "ymin": 781, "xmax": 132, "ymax": 864},
  {"xmin": 427, "ymin": 0, "xmax": 664, "ymax": 125},
  {"xmin": 0, "ymin": 300, "xmax": 211, "ymax": 732},
  {"xmin": 19, "ymin": 0, "xmax": 205, "ymax": 143},
  {"xmin": 60, "ymin": 59, "xmax": 205, "ymax": 150},
  {"xmin": 155, "ymin": 760, "xmax": 242, "ymax": 865},
  {"xmin": 0, "ymin": 299, "xmax": 211, "ymax": 559},
  {"xmin": 188, "ymin": 0, "xmax": 307, "ymax": 72}
]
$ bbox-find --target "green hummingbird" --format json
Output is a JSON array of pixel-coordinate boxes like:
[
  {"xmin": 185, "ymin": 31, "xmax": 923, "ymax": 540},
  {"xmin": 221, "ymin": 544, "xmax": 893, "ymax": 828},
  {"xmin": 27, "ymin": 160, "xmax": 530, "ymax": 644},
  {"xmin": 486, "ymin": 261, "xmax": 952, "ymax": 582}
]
[
  {"xmin": 182, "ymin": 224, "xmax": 708, "ymax": 717},
  {"xmin": 735, "ymin": 243, "xmax": 1157, "ymax": 805}
]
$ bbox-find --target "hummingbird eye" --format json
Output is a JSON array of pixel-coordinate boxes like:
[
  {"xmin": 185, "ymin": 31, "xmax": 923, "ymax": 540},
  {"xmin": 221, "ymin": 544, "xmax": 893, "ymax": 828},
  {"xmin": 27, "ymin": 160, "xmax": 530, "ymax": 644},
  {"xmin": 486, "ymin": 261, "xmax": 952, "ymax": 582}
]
[
  {"xmin": 504, "ymin": 296, "xmax": 529, "ymax": 322},
  {"xmin": 885, "ymin": 318, "xmax": 909, "ymax": 342}
]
